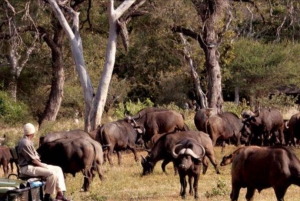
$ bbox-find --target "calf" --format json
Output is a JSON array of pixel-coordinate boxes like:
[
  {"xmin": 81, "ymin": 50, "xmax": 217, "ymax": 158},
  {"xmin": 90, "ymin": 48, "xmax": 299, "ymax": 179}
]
[
  {"xmin": 0, "ymin": 146, "xmax": 14, "ymax": 177},
  {"xmin": 230, "ymin": 145, "xmax": 300, "ymax": 201},
  {"xmin": 172, "ymin": 138, "xmax": 205, "ymax": 199},
  {"xmin": 220, "ymin": 145, "xmax": 247, "ymax": 166}
]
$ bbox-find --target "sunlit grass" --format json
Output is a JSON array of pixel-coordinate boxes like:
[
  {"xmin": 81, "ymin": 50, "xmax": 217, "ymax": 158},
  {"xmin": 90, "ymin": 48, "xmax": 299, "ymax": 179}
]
[
  {"xmin": 1, "ymin": 110, "xmax": 300, "ymax": 201},
  {"xmin": 58, "ymin": 146, "xmax": 300, "ymax": 201}
]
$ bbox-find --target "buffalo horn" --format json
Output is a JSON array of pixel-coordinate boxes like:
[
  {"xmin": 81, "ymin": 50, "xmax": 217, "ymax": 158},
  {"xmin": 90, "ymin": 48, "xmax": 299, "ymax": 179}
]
[
  {"xmin": 132, "ymin": 118, "xmax": 138, "ymax": 127},
  {"xmin": 172, "ymin": 144, "xmax": 183, "ymax": 159},
  {"xmin": 284, "ymin": 121, "xmax": 289, "ymax": 129},
  {"xmin": 185, "ymin": 148, "xmax": 201, "ymax": 159},
  {"xmin": 185, "ymin": 143, "xmax": 205, "ymax": 160}
]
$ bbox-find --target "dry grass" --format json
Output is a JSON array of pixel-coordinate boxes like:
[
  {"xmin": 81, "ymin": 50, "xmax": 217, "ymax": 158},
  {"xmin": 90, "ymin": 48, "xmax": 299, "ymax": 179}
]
[
  {"xmin": 60, "ymin": 145, "xmax": 300, "ymax": 201},
  {"xmin": 1, "ymin": 109, "xmax": 300, "ymax": 200}
]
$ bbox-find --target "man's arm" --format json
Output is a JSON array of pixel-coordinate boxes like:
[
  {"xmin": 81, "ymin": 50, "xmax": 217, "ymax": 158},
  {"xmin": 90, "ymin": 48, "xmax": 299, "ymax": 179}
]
[{"xmin": 31, "ymin": 159, "xmax": 48, "ymax": 169}]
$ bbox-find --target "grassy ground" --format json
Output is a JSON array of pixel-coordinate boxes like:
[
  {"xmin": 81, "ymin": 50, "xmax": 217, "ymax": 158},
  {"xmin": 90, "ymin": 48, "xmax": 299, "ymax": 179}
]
[
  {"xmin": 59, "ymin": 145, "xmax": 300, "ymax": 201},
  {"xmin": 1, "ymin": 109, "xmax": 300, "ymax": 201}
]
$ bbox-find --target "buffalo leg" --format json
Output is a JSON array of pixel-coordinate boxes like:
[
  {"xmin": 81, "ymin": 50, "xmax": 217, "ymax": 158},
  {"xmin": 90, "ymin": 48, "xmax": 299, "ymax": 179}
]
[
  {"xmin": 103, "ymin": 149, "xmax": 108, "ymax": 164},
  {"xmin": 107, "ymin": 146, "xmax": 114, "ymax": 165},
  {"xmin": 161, "ymin": 159, "xmax": 172, "ymax": 173},
  {"xmin": 188, "ymin": 176, "xmax": 193, "ymax": 196},
  {"xmin": 202, "ymin": 156, "xmax": 209, "ymax": 174},
  {"xmin": 230, "ymin": 183, "xmax": 241, "ymax": 201},
  {"xmin": 116, "ymin": 151, "xmax": 122, "ymax": 165},
  {"xmin": 193, "ymin": 174, "xmax": 199, "ymax": 199},
  {"xmin": 82, "ymin": 169, "xmax": 92, "ymax": 191},
  {"xmin": 206, "ymin": 152, "xmax": 220, "ymax": 174},
  {"xmin": 274, "ymin": 186, "xmax": 288, "ymax": 201},
  {"xmin": 245, "ymin": 187, "xmax": 255, "ymax": 201},
  {"xmin": 179, "ymin": 174, "xmax": 187, "ymax": 199},
  {"xmin": 128, "ymin": 145, "xmax": 139, "ymax": 162},
  {"xmin": 2, "ymin": 159, "xmax": 8, "ymax": 177},
  {"xmin": 221, "ymin": 141, "xmax": 226, "ymax": 153}
]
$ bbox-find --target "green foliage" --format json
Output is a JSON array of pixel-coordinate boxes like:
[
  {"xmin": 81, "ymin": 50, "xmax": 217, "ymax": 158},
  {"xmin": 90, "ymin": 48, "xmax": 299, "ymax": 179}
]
[
  {"xmin": 0, "ymin": 91, "xmax": 31, "ymax": 125},
  {"xmin": 257, "ymin": 93, "xmax": 298, "ymax": 111},
  {"xmin": 113, "ymin": 99, "xmax": 154, "ymax": 119},
  {"xmin": 222, "ymin": 99, "xmax": 251, "ymax": 117},
  {"xmin": 224, "ymin": 39, "xmax": 300, "ymax": 100},
  {"xmin": 204, "ymin": 178, "xmax": 228, "ymax": 198}
]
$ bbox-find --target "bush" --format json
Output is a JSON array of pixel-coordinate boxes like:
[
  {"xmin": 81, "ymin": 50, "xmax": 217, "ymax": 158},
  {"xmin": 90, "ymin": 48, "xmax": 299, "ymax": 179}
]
[
  {"xmin": 222, "ymin": 99, "xmax": 251, "ymax": 117},
  {"xmin": 257, "ymin": 93, "xmax": 298, "ymax": 112},
  {"xmin": 113, "ymin": 98, "xmax": 154, "ymax": 119},
  {"xmin": 204, "ymin": 178, "xmax": 228, "ymax": 198},
  {"xmin": 0, "ymin": 91, "xmax": 31, "ymax": 125}
]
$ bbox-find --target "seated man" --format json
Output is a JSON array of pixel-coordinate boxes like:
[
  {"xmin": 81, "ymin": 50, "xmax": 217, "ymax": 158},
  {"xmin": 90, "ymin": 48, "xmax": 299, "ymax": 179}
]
[{"xmin": 18, "ymin": 123, "xmax": 71, "ymax": 201}]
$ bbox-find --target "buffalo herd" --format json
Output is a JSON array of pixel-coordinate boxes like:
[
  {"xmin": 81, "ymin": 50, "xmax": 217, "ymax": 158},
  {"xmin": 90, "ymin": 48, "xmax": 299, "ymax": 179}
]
[{"xmin": 3, "ymin": 106, "xmax": 300, "ymax": 200}]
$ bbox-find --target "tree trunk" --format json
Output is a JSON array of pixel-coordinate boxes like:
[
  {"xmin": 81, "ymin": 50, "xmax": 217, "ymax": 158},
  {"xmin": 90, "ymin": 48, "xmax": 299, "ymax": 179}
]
[
  {"xmin": 47, "ymin": 0, "xmax": 136, "ymax": 131},
  {"xmin": 90, "ymin": 0, "xmax": 136, "ymax": 130},
  {"xmin": 179, "ymin": 33, "xmax": 207, "ymax": 109},
  {"xmin": 38, "ymin": 21, "xmax": 65, "ymax": 127},
  {"xmin": 47, "ymin": 0, "xmax": 94, "ymax": 131},
  {"xmin": 194, "ymin": 0, "xmax": 225, "ymax": 113},
  {"xmin": 234, "ymin": 86, "xmax": 239, "ymax": 105}
]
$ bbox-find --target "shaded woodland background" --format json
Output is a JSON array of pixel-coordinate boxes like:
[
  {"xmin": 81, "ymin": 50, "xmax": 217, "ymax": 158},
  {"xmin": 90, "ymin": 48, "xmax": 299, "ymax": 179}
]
[{"xmin": 1, "ymin": 0, "xmax": 300, "ymax": 127}]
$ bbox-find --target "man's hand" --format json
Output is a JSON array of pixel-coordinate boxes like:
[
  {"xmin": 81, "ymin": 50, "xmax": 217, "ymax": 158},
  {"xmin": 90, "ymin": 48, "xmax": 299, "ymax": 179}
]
[{"xmin": 31, "ymin": 159, "xmax": 48, "ymax": 169}]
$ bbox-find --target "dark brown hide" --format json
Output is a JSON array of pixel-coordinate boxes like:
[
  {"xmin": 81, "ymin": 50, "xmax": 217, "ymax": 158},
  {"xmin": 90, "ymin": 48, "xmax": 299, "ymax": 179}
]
[
  {"xmin": 205, "ymin": 112, "xmax": 244, "ymax": 152},
  {"xmin": 286, "ymin": 112, "xmax": 300, "ymax": 146},
  {"xmin": 141, "ymin": 131, "xmax": 220, "ymax": 175},
  {"xmin": 40, "ymin": 129, "xmax": 94, "ymax": 146},
  {"xmin": 230, "ymin": 146, "xmax": 300, "ymax": 201},
  {"xmin": 127, "ymin": 109, "xmax": 188, "ymax": 146},
  {"xmin": 242, "ymin": 108, "xmax": 285, "ymax": 146},
  {"xmin": 172, "ymin": 138, "xmax": 205, "ymax": 199},
  {"xmin": 0, "ymin": 146, "xmax": 14, "ymax": 177},
  {"xmin": 95, "ymin": 119, "xmax": 141, "ymax": 165},
  {"xmin": 37, "ymin": 137, "xmax": 104, "ymax": 192}
]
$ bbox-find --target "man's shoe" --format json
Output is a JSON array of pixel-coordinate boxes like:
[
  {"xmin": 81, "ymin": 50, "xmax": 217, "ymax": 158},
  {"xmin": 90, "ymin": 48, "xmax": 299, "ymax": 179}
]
[{"xmin": 55, "ymin": 195, "xmax": 72, "ymax": 201}]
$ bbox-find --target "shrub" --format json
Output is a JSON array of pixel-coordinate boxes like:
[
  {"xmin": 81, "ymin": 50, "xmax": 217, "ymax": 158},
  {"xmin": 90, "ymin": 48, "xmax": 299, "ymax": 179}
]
[
  {"xmin": 205, "ymin": 178, "xmax": 228, "ymax": 198},
  {"xmin": 222, "ymin": 99, "xmax": 251, "ymax": 117},
  {"xmin": 0, "ymin": 91, "xmax": 31, "ymax": 125},
  {"xmin": 113, "ymin": 98, "xmax": 154, "ymax": 119}
]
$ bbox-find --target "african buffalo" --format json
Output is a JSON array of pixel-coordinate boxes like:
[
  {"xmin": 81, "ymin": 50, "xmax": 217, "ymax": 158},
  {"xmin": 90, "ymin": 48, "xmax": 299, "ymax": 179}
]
[
  {"xmin": 172, "ymin": 138, "xmax": 205, "ymax": 199},
  {"xmin": 126, "ymin": 108, "xmax": 188, "ymax": 147},
  {"xmin": 285, "ymin": 112, "xmax": 300, "ymax": 147},
  {"xmin": 37, "ymin": 136, "xmax": 104, "ymax": 191},
  {"xmin": 230, "ymin": 145, "xmax": 300, "ymax": 201},
  {"xmin": 204, "ymin": 112, "xmax": 244, "ymax": 152},
  {"xmin": 95, "ymin": 119, "xmax": 143, "ymax": 165},
  {"xmin": 242, "ymin": 108, "xmax": 285, "ymax": 146},
  {"xmin": 141, "ymin": 131, "xmax": 220, "ymax": 175},
  {"xmin": 0, "ymin": 146, "xmax": 14, "ymax": 177},
  {"xmin": 40, "ymin": 129, "xmax": 93, "ymax": 145},
  {"xmin": 219, "ymin": 145, "xmax": 248, "ymax": 166},
  {"xmin": 194, "ymin": 108, "xmax": 218, "ymax": 131}
]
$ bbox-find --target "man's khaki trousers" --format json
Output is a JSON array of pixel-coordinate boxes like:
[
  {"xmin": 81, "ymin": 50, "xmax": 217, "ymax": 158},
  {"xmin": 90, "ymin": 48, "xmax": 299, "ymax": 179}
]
[{"xmin": 21, "ymin": 163, "xmax": 66, "ymax": 195}]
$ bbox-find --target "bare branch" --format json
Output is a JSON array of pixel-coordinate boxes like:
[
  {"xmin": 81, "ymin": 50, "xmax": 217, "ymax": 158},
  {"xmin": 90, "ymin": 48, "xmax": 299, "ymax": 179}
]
[
  {"xmin": 172, "ymin": 26, "xmax": 206, "ymax": 50},
  {"xmin": 18, "ymin": 33, "xmax": 39, "ymax": 75},
  {"xmin": 246, "ymin": 6, "xmax": 253, "ymax": 37},
  {"xmin": 275, "ymin": 16, "xmax": 286, "ymax": 42}
]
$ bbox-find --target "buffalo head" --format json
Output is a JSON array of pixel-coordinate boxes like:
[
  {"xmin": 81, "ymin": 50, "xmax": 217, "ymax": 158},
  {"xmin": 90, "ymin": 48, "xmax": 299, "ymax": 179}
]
[
  {"xmin": 172, "ymin": 140, "xmax": 205, "ymax": 171},
  {"xmin": 220, "ymin": 154, "xmax": 233, "ymax": 166},
  {"xmin": 141, "ymin": 155, "xmax": 154, "ymax": 175}
]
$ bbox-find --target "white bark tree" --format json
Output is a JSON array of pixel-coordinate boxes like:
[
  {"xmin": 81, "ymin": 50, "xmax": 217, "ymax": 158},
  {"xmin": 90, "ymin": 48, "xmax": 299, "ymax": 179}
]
[{"xmin": 47, "ymin": 0, "xmax": 136, "ymax": 131}]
